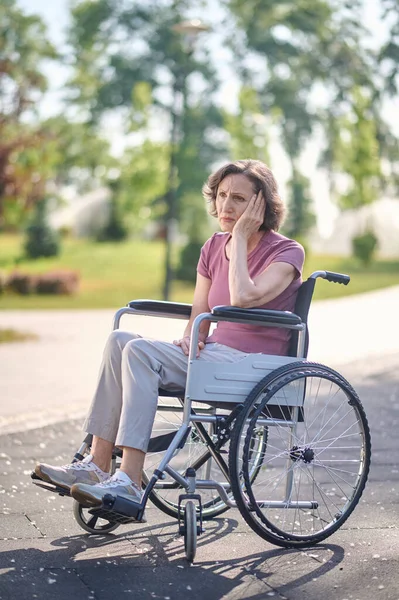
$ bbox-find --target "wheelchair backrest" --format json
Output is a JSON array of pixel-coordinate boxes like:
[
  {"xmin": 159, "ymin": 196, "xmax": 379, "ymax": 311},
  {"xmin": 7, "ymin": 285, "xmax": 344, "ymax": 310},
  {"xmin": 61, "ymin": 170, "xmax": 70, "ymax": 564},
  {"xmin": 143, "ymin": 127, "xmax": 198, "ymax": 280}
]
[{"xmin": 287, "ymin": 277, "xmax": 316, "ymax": 358}]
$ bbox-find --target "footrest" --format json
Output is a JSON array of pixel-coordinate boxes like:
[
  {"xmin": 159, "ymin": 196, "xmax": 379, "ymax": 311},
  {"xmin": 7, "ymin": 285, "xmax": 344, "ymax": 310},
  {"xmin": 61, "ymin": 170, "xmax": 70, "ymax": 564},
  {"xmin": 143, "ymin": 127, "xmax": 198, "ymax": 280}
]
[
  {"xmin": 101, "ymin": 493, "xmax": 146, "ymax": 522},
  {"xmin": 31, "ymin": 472, "xmax": 70, "ymax": 497},
  {"xmin": 88, "ymin": 507, "xmax": 137, "ymax": 525}
]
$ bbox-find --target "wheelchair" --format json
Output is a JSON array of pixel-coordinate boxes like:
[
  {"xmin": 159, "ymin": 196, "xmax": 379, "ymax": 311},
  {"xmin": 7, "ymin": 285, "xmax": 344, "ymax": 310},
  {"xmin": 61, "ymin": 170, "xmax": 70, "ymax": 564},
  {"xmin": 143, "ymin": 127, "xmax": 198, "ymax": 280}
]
[{"xmin": 32, "ymin": 270, "xmax": 371, "ymax": 563}]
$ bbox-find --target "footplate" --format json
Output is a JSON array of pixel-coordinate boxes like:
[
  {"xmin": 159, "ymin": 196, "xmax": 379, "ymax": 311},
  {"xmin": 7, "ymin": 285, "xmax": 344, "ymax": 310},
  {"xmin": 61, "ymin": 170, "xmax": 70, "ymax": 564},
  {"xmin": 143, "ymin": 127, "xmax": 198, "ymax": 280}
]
[
  {"xmin": 87, "ymin": 506, "xmax": 137, "ymax": 525},
  {"xmin": 31, "ymin": 472, "xmax": 70, "ymax": 497},
  {"xmin": 101, "ymin": 493, "xmax": 146, "ymax": 522}
]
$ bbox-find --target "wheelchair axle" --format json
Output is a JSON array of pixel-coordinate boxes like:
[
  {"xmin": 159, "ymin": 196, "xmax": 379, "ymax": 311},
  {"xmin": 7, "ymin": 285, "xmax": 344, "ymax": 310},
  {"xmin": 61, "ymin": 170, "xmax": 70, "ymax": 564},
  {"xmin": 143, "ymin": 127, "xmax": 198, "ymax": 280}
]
[{"xmin": 289, "ymin": 445, "xmax": 315, "ymax": 464}]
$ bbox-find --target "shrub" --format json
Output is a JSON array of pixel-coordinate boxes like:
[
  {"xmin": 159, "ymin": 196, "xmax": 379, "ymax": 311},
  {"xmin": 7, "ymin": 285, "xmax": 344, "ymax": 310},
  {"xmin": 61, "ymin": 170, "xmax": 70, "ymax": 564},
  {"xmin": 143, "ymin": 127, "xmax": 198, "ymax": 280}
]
[
  {"xmin": 352, "ymin": 230, "xmax": 378, "ymax": 266},
  {"xmin": 5, "ymin": 270, "xmax": 79, "ymax": 295},
  {"xmin": 35, "ymin": 271, "xmax": 79, "ymax": 295},
  {"xmin": 24, "ymin": 200, "xmax": 61, "ymax": 259},
  {"xmin": 96, "ymin": 198, "xmax": 128, "ymax": 242},
  {"xmin": 6, "ymin": 271, "xmax": 36, "ymax": 295}
]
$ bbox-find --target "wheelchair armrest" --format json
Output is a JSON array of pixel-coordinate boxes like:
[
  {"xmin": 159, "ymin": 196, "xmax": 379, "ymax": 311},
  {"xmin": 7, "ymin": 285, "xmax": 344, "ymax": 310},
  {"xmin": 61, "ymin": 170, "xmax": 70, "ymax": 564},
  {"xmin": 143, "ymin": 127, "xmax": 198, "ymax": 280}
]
[
  {"xmin": 128, "ymin": 299, "xmax": 192, "ymax": 319},
  {"xmin": 211, "ymin": 305, "xmax": 302, "ymax": 327}
]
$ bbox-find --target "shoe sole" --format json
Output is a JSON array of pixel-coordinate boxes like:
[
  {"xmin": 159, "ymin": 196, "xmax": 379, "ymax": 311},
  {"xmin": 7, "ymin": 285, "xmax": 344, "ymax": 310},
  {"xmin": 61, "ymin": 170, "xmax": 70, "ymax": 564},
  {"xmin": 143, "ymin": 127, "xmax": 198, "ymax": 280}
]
[{"xmin": 71, "ymin": 487, "xmax": 101, "ymax": 508}]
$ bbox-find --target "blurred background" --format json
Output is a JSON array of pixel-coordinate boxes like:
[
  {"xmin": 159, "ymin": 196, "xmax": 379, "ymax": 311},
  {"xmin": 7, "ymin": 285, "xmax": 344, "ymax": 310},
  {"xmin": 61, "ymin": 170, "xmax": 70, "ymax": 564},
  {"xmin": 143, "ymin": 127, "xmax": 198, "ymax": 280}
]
[{"xmin": 1, "ymin": 0, "xmax": 399, "ymax": 314}]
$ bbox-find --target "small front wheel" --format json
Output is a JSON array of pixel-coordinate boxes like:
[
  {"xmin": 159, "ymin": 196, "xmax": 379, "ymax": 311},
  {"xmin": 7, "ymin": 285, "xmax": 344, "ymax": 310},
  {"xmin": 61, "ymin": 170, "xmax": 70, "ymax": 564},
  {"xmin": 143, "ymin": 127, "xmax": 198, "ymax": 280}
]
[
  {"xmin": 183, "ymin": 501, "xmax": 197, "ymax": 563},
  {"xmin": 73, "ymin": 500, "xmax": 120, "ymax": 534}
]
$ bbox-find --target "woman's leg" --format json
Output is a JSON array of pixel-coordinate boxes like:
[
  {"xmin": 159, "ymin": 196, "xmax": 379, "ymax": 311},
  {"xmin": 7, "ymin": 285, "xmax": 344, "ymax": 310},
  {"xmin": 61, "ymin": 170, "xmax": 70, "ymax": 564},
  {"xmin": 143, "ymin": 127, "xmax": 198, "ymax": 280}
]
[
  {"xmin": 120, "ymin": 447, "xmax": 145, "ymax": 486},
  {"xmin": 115, "ymin": 338, "xmax": 190, "ymax": 486},
  {"xmin": 35, "ymin": 330, "xmax": 142, "ymax": 488},
  {"xmin": 70, "ymin": 339, "xmax": 189, "ymax": 506},
  {"xmin": 90, "ymin": 437, "xmax": 114, "ymax": 472},
  {"xmin": 83, "ymin": 330, "xmax": 142, "ymax": 450}
]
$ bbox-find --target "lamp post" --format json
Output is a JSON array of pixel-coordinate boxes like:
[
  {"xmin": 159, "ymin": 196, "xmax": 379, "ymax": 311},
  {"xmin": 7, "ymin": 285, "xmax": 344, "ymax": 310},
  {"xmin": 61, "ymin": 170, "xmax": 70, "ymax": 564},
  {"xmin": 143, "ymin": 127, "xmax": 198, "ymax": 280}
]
[{"xmin": 162, "ymin": 19, "xmax": 210, "ymax": 301}]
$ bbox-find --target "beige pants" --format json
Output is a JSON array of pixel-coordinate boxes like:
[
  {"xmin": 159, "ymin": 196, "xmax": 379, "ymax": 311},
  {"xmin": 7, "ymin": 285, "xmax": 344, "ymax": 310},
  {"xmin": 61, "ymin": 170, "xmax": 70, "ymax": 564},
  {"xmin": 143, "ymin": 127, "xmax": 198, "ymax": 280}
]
[{"xmin": 83, "ymin": 330, "xmax": 248, "ymax": 452}]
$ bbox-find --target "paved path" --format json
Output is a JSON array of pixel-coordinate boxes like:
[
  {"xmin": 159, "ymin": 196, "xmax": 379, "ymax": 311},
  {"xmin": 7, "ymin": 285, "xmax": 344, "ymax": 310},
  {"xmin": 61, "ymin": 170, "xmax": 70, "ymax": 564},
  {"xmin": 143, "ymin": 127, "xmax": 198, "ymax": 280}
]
[{"xmin": 0, "ymin": 286, "xmax": 398, "ymax": 599}]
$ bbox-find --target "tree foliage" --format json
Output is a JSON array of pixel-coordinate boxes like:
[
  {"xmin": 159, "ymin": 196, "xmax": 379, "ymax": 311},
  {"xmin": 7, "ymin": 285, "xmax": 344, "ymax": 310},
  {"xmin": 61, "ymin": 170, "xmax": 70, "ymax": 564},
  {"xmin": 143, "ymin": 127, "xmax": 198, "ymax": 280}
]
[
  {"xmin": 67, "ymin": 0, "xmax": 224, "ymax": 239},
  {"xmin": 0, "ymin": 0, "xmax": 58, "ymax": 228}
]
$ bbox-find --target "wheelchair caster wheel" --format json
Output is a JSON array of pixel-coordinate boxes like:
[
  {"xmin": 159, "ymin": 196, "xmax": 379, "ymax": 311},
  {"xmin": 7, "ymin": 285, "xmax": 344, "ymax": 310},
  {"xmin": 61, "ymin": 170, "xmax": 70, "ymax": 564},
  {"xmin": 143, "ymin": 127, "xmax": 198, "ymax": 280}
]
[
  {"xmin": 183, "ymin": 501, "xmax": 197, "ymax": 563},
  {"xmin": 73, "ymin": 500, "xmax": 120, "ymax": 534}
]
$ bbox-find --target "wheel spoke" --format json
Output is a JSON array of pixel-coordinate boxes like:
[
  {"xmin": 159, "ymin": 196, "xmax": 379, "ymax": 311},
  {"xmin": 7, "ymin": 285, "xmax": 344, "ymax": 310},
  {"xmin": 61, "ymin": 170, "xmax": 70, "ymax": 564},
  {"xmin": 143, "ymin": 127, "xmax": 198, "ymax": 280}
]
[{"xmin": 87, "ymin": 515, "xmax": 99, "ymax": 530}]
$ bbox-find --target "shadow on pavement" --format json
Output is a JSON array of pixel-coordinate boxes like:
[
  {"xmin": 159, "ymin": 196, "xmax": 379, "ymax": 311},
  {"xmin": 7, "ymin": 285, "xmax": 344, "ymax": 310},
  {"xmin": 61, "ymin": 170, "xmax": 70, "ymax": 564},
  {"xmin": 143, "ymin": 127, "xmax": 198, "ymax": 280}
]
[{"xmin": 0, "ymin": 514, "xmax": 345, "ymax": 600}]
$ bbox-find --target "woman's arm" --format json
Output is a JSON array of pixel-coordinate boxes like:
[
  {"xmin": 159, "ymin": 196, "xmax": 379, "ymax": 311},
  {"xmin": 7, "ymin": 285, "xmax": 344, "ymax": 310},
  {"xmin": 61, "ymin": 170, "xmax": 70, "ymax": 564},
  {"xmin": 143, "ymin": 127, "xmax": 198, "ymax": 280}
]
[
  {"xmin": 229, "ymin": 192, "xmax": 296, "ymax": 308},
  {"xmin": 173, "ymin": 272, "xmax": 211, "ymax": 356},
  {"xmin": 229, "ymin": 238, "xmax": 296, "ymax": 308}
]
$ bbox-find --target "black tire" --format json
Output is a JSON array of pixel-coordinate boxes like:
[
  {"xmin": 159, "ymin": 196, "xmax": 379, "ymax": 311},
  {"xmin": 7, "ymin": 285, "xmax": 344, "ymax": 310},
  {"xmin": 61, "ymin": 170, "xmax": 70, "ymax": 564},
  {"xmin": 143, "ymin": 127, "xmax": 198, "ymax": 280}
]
[
  {"xmin": 229, "ymin": 362, "xmax": 371, "ymax": 548},
  {"xmin": 184, "ymin": 501, "xmax": 197, "ymax": 563}
]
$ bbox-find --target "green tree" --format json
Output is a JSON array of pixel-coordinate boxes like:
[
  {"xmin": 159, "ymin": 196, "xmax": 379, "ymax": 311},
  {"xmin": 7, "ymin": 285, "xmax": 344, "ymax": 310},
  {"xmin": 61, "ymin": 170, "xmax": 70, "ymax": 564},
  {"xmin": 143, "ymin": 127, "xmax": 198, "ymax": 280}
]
[
  {"xmin": 379, "ymin": 0, "xmax": 399, "ymax": 96},
  {"xmin": 24, "ymin": 199, "xmax": 60, "ymax": 259},
  {"xmin": 0, "ymin": 0, "xmax": 58, "ymax": 228},
  {"xmin": 41, "ymin": 116, "xmax": 115, "ymax": 192},
  {"xmin": 335, "ymin": 88, "xmax": 381, "ymax": 211},
  {"xmin": 67, "ymin": 0, "xmax": 224, "ymax": 297},
  {"xmin": 283, "ymin": 169, "xmax": 315, "ymax": 244},
  {"xmin": 329, "ymin": 87, "xmax": 381, "ymax": 263},
  {"xmin": 225, "ymin": 0, "xmax": 379, "ymax": 240},
  {"xmin": 224, "ymin": 86, "xmax": 270, "ymax": 162}
]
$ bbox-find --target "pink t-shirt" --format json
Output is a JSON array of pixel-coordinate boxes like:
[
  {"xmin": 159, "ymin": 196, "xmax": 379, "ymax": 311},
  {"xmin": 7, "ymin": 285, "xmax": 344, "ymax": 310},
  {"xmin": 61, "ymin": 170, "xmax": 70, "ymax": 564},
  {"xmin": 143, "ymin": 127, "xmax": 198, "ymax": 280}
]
[{"xmin": 197, "ymin": 230, "xmax": 305, "ymax": 355}]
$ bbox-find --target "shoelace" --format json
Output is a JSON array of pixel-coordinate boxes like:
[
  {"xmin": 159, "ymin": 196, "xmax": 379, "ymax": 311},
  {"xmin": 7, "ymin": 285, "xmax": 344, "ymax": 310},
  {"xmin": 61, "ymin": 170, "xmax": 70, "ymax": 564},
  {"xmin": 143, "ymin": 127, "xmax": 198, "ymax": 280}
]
[
  {"xmin": 63, "ymin": 456, "xmax": 95, "ymax": 471},
  {"xmin": 99, "ymin": 476, "xmax": 142, "ymax": 494}
]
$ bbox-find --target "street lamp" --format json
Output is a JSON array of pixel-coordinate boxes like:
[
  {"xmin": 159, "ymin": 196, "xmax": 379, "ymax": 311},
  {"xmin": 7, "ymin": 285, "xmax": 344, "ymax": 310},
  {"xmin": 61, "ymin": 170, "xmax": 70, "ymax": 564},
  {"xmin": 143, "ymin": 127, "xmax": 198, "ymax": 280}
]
[{"xmin": 162, "ymin": 19, "xmax": 210, "ymax": 301}]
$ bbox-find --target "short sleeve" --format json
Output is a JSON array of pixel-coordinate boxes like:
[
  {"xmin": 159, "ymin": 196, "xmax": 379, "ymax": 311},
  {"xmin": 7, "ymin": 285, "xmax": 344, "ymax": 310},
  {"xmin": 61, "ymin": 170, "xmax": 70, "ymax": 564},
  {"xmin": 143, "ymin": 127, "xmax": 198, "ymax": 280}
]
[
  {"xmin": 196, "ymin": 236, "xmax": 214, "ymax": 279},
  {"xmin": 272, "ymin": 241, "xmax": 305, "ymax": 279}
]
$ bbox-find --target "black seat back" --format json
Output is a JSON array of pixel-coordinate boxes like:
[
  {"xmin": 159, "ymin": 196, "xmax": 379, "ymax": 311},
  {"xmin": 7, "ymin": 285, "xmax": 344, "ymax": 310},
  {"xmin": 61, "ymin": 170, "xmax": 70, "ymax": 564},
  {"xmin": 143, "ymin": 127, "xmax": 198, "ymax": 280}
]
[{"xmin": 287, "ymin": 278, "xmax": 316, "ymax": 358}]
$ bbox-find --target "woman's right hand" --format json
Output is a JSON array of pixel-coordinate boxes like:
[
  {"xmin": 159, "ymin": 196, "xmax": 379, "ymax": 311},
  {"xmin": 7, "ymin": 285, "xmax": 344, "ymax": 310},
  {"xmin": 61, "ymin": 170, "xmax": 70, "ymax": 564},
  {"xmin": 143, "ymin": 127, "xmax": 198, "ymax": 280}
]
[{"xmin": 173, "ymin": 336, "xmax": 205, "ymax": 357}]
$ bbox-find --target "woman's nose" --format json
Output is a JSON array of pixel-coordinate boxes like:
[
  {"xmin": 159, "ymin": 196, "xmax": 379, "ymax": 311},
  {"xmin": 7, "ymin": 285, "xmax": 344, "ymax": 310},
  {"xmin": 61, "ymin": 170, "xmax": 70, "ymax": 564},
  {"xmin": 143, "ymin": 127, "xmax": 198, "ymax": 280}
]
[{"xmin": 222, "ymin": 195, "xmax": 234, "ymax": 211}]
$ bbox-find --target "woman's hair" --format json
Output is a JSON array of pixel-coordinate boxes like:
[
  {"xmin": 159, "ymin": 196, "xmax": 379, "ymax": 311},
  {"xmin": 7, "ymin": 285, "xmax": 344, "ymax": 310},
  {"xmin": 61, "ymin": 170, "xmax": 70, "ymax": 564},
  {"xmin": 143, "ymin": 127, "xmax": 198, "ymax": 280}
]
[{"xmin": 202, "ymin": 159, "xmax": 286, "ymax": 231}]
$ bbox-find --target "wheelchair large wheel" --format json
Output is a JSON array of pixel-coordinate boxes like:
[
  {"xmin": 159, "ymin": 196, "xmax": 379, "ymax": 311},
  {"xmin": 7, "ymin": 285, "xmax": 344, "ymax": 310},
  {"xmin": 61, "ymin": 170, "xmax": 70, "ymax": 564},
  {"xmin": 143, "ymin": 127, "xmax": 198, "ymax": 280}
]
[{"xmin": 229, "ymin": 362, "xmax": 371, "ymax": 548}]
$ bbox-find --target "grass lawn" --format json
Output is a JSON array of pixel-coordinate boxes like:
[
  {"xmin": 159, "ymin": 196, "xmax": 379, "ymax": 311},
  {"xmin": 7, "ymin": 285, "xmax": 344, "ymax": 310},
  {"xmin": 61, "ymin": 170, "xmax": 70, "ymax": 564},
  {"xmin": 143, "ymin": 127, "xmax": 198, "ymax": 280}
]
[{"xmin": 0, "ymin": 233, "xmax": 398, "ymax": 309}]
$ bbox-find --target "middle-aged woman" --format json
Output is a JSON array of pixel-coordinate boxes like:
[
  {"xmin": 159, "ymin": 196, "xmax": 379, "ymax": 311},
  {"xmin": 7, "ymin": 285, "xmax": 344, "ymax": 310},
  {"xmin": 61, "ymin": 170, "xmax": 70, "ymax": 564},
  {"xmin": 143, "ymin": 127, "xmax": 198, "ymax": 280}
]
[{"xmin": 35, "ymin": 159, "xmax": 305, "ymax": 514}]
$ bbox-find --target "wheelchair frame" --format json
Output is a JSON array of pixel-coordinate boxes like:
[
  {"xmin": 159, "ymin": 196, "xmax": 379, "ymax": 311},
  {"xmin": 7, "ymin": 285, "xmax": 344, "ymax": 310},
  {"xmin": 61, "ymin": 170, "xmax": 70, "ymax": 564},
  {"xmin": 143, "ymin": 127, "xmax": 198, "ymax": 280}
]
[{"xmin": 32, "ymin": 270, "xmax": 371, "ymax": 562}]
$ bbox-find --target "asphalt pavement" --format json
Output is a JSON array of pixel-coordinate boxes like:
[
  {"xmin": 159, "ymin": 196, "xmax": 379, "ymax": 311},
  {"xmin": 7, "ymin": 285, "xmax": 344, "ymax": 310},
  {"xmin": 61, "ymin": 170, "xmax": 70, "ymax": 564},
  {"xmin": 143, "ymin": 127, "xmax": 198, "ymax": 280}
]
[{"xmin": 0, "ymin": 286, "xmax": 399, "ymax": 599}]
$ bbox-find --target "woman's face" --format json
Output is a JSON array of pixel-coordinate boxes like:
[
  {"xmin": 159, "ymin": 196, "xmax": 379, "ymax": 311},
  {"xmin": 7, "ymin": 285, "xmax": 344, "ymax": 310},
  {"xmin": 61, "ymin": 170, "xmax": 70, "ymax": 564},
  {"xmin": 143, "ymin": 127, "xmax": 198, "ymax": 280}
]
[{"xmin": 215, "ymin": 174, "xmax": 257, "ymax": 233}]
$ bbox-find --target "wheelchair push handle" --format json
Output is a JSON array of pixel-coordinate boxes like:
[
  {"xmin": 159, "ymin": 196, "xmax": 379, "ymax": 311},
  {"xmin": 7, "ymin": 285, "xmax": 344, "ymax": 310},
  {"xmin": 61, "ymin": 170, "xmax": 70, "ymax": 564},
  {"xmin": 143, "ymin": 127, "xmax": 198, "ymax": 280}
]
[
  {"xmin": 310, "ymin": 271, "xmax": 350, "ymax": 285},
  {"xmin": 324, "ymin": 271, "xmax": 350, "ymax": 285}
]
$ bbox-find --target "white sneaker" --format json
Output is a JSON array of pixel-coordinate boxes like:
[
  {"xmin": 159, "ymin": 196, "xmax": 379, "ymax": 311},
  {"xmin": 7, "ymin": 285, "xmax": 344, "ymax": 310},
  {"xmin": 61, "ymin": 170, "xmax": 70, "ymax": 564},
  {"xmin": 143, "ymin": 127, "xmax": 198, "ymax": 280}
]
[
  {"xmin": 34, "ymin": 455, "xmax": 109, "ymax": 491},
  {"xmin": 71, "ymin": 470, "xmax": 146, "ymax": 521}
]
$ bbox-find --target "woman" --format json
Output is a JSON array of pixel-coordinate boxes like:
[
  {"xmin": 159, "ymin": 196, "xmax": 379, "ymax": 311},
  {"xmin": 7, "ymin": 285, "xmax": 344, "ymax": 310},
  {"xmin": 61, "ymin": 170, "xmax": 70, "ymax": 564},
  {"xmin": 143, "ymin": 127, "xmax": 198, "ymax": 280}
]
[{"xmin": 35, "ymin": 159, "xmax": 305, "ymax": 511}]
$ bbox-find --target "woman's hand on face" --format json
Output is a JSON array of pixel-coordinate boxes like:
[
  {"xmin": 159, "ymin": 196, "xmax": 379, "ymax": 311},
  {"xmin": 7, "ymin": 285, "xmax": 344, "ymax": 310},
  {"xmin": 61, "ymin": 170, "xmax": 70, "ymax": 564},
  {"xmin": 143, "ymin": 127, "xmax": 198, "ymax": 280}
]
[
  {"xmin": 233, "ymin": 191, "xmax": 265, "ymax": 239},
  {"xmin": 173, "ymin": 336, "xmax": 205, "ymax": 357}
]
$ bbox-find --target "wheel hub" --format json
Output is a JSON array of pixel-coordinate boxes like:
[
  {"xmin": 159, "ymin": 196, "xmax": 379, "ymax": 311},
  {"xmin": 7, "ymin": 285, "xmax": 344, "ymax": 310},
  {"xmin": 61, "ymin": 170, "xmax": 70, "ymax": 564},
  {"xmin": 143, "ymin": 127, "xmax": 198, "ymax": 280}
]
[{"xmin": 290, "ymin": 445, "xmax": 315, "ymax": 464}]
